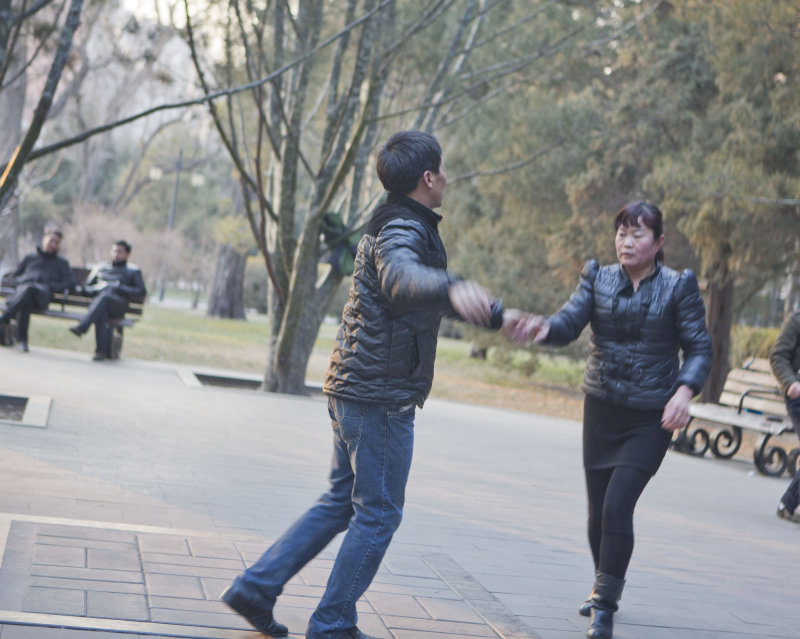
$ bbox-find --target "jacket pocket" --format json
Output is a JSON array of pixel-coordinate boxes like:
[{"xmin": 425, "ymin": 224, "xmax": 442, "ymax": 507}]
[{"xmin": 410, "ymin": 332, "xmax": 435, "ymax": 379}]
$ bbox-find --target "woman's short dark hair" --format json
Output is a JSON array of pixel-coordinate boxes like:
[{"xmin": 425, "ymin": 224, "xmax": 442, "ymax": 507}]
[
  {"xmin": 376, "ymin": 131, "xmax": 442, "ymax": 194},
  {"xmin": 614, "ymin": 200, "xmax": 665, "ymax": 263}
]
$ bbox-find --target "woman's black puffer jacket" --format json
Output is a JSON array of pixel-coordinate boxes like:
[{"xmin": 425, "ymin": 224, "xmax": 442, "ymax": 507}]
[
  {"xmin": 324, "ymin": 193, "xmax": 459, "ymax": 408},
  {"xmin": 544, "ymin": 259, "xmax": 712, "ymax": 410}
]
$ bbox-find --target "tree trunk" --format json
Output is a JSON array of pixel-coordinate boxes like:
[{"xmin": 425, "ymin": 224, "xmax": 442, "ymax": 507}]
[
  {"xmin": 700, "ymin": 264, "xmax": 735, "ymax": 403},
  {"xmin": 0, "ymin": 27, "xmax": 25, "ymax": 274},
  {"xmin": 0, "ymin": 0, "xmax": 84, "ymax": 209},
  {"xmin": 0, "ymin": 200, "xmax": 18, "ymax": 277},
  {"xmin": 784, "ymin": 238, "xmax": 799, "ymax": 316},
  {"xmin": 206, "ymin": 244, "xmax": 246, "ymax": 319},
  {"xmin": 264, "ymin": 266, "xmax": 343, "ymax": 395}
]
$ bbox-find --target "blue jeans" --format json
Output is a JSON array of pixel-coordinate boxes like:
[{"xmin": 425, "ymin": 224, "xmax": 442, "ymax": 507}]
[{"xmin": 239, "ymin": 396, "xmax": 415, "ymax": 639}]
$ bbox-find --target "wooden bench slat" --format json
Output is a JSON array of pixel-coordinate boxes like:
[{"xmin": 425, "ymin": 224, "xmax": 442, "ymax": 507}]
[
  {"xmin": 689, "ymin": 403, "xmax": 789, "ymax": 434},
  {"xmin": 726, "ymin": 368, "xmax": 780, "ymax": 388},
  {"xmin": 717, "ymin": 391, "xmax": 787, "ymax": 416},
  {"xmin": 719, "ymin": 379, "xmax": 780, "ymax": 397},
  {"xmin": 742, "ymin": 357, "xmax": 773, "ymax": 373}
]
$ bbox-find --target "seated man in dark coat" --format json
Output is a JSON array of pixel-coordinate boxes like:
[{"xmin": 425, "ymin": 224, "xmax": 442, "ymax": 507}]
[
  {"xmin": 0, "ymin": 228, "xmax": 75, "ymax": 352},
  {"xmin": 69, "ymin": 240, "xmax": 146, "ymax": 361}
]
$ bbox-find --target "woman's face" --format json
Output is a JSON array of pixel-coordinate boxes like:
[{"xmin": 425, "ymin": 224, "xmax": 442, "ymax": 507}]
[{"xmin": 615, "ymin": 218, "xmax": 664, "ymax": 272}]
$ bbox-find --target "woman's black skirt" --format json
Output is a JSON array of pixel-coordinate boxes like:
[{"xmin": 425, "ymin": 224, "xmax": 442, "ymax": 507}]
[{"xmin": 583, "ymin": 393, "xmax": 671, "ymax": 475}]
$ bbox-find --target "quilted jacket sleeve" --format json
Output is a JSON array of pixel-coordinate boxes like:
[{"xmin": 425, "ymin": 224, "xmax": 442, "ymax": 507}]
[
  {"xmin": 119, "ymin": 268, "xmax": 147, "ymax": 302},
  {"xmin": 544, "ymin": 259, "xmax": 599, "ymax": 346},
  {"xmin": 374, "ymin": 219, "xmax": 457, "ymax": 315},
  {"xmin": 673, "ymin": 269, "xmax": 713, "ymax": 395}
]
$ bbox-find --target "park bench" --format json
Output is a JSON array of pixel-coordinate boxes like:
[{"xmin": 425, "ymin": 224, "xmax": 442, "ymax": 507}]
[
  {"xmin": 672, "ymin": 357, "xmax": 798, "ymax": 477},
  {"xmin": 0, "ymin": 266, "xmax": 144, "ymax": 359}
]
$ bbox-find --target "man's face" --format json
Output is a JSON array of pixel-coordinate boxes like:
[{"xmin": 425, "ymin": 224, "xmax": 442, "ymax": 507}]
[
  {"xmin": 42, "ymin": 233, "xmax": 61, "ymax": 254},
  {"xmin": 110, "ymin": 244, "xmax": 129, "ymax": 264},
  {"xmin": 427, "ymin": 159, "xmax": 447, "ymax": 209}
]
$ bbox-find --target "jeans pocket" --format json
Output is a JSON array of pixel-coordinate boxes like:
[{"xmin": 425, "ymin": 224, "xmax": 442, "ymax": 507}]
[
  {"xmin": 386, "ymin": 403, "xmax": 416, "ymax": 417},
  {"xmin": 331, "ymin": 398, "xmax": 367, "ymax": 444}
]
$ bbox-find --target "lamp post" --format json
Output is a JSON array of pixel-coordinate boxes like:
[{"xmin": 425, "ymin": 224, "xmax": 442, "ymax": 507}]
[{"xmin": 158, "ymin": 148, "xmax": 182, "ymax": 301}]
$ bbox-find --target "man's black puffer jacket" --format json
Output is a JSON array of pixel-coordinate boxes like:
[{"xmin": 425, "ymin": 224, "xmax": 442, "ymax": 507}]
[
  {"xmin": 324, "ymin": 193, "xmax": 459, "ymax": 408},
  {"xmin": 544, "ymin": 259, "xmax": 712, "ymax": 409},
  {"xmin": 84, "ymin": 261, "xmax": 147, "ymax": 302},
  {"xmin": 13, "ymin": 248, "xmax": 74, "ymax": 294}
]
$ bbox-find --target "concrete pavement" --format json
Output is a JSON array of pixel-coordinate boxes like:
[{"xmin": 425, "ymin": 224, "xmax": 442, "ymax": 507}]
[{"xmin": 0, "ymin": 345, "xmax": 797, "ymax": 639}]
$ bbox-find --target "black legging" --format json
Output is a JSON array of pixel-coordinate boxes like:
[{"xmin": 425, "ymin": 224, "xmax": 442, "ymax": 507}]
[{"xmin": 585, "ymin": 466, "xmax": 652, "ymax": 579}]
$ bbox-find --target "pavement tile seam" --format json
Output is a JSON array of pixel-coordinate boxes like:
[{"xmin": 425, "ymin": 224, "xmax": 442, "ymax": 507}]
[
  {"xmin": 30, "ymin": 577, "xmax": 145, "ymax": 595},
  {"xmin": 0, "ymin": 517, "xmax": 547, "ymax": 639},
  {"xmin": 381, "ymin": 614, "xmax": 500, "ymax": 637},
  {"xmin": 0, "ymin": 612, "xmax": 264, "ymax": 638},
  {"xmin": 421, "ymin": 553, "xmax": 544, "ymax": 639},
  {"xmin": 30, "ymin": 565, "xmax": 144, "ymax": 583},
  {"xmin": 140, "ymin": 553, "xmax": 243, "ymax": 570},
  {"xmin": 34, "ymin": 536, "xmax": 136, "ymax": 552},
  {"xmin": 3, "ymin": 352, "xmax": 799, "ymax": 638}
]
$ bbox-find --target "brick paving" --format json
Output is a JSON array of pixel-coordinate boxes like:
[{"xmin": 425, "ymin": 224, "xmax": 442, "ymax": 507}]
[{"xmin": 0, "ymin": 345, "xmax": 798, "ymax": 639}]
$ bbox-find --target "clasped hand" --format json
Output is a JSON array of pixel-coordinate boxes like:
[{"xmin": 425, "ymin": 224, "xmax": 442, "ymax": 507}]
[{"xmin": 500, "ymin": 309, "xmax": 549, "ymax": 345}]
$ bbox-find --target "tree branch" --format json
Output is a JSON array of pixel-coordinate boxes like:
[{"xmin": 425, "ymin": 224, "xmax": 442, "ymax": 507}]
[
  {"xmin": 450, "ymin": 140, "xmax": 565, "ymax": 183},
  {"xmin": 0, "ymin": 0, "xmax": 83, "ymax": 210},
  {"xmin": 183, "ymin": 0, "xmax": 278, "ymax": 222},
  {"xmin": 2, "ymin": 0, "xmax": 392, "ymax": 180}
]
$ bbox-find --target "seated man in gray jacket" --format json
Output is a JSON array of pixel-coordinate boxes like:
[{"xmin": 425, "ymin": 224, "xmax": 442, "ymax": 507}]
[{"xmin": 69, "ymin": 240, "xmax": 146, "ymax": 361}]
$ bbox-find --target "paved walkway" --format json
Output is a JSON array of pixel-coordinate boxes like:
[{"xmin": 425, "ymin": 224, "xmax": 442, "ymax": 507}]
[{"xmin": 0, "ymin": 345, "xmax": 797, "ymax": 639}]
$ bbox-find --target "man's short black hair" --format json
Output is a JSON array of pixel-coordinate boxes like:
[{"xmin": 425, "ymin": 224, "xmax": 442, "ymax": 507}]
[
  {"xmin": 115, "ymin": 240, "xmax": 132, "ymax": 253},
  {"xmin": 376, "ymin": 131, "xmax": 442, "ymax": 195}
]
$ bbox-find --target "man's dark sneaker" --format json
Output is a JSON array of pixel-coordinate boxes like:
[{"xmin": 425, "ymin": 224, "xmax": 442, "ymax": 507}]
[
  {"xmin": 220, "ymin": 581, "xmax": 288, "ymax": 637},
  {"xmin": 92, "ymin": 352, "xmax": 106, "ymax": 362},
  {"xmin": 17, "ymin": 341, "xmax": 28, "ymax": 353},
  {"xmin": 69, "ymin": 326, "xmax": 83, "ymax": 337}
]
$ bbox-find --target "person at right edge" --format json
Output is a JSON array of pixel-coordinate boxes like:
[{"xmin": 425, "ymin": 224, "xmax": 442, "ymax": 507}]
[
  {"xmin": 514, "ymin": 201, "xmax": 712, "ymax": 639},
  {"xmin": 218, "ymin": 130, "xmax": 531, "ymax": 639},
  {"xmin": 769, "ymin": 309, "xmax": 800, "ymax": 524}
]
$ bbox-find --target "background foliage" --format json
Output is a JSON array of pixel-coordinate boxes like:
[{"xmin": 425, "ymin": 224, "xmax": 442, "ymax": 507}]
[{"xmin": 1, "ymin": 0, "xmax": 798, "ymax": 393}]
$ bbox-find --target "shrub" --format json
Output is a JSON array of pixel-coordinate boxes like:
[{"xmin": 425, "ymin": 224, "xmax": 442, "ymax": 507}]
[{"xmin": 729, "ymin": 324, "xmax": 779, "ymax": 367}]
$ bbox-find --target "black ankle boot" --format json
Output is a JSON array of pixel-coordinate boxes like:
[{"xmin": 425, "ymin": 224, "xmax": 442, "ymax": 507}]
[
  {"xmin": 586, "ymin": 571, "xmax": 625, "ymax": 639},
  {"xmin": 579, "ymin": 592, "xmax": 593, "ymax": 616}
]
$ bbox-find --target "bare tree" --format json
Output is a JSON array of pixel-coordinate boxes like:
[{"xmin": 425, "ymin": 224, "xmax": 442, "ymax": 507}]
[{"xmin": 182, "ymin": 0, "xmax": 597, "ymax": 394}]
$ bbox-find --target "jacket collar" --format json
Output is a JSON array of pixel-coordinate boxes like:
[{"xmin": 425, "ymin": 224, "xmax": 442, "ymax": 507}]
[
  {"xmin": 615, "ymin": 261, "xmax": 661, "ymax": 293},
  {"xmin": 367, "ymin": 192, "xmax": 443, "ymax": 236},
  {"xmin": 386, "ymin": 192, "xmax": 442, "ymax": 229}
]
